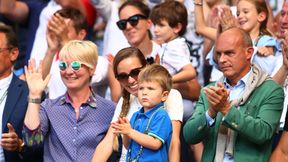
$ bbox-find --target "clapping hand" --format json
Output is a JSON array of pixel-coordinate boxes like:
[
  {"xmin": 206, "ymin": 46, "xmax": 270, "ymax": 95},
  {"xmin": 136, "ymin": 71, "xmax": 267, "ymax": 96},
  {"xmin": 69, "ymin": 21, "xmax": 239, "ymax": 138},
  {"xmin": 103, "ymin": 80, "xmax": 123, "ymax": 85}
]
[
  {"xmin": 111, "ymin": 117, "xmax": 132, "ymax": 136},
  {"xmin": 281, "ymin": 31, "xmax": 288, "ymax": 69},
  {"xmin": 218, "ymin": 5, "xmax": 238, "ymax": 31},
  {"xmin": 47, "ymin": 13, "xmax": 70, "ymax": 47},
  {"xmin": 204, "ymin": 82, "xmax": 230, "ymax": 117}
]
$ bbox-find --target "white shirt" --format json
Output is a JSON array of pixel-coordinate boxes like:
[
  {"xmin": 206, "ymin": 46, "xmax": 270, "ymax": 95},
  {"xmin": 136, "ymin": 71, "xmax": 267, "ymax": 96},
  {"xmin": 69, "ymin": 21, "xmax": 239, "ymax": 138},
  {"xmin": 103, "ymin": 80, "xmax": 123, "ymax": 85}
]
[
  {"xmin": 150, "ymin": 41, "xmax": 161, "ymax": 58},
  {"xmin": 158, "ymin": 37, "xmax": 191, "ymax": 75},
  {"xmin": 101, "ymin": 1, "xmax": 129, "ymax": 56},
  {"xmin": 112, "ymin": 89, "xmax": 183, "ymax": 162},
  {"xmin": 0, "ymin": 73, "xmax": 13, "ymax": 162},
  {"xmin": 29, "ymin": 0, "xmax": 61, "ymax": 65}
]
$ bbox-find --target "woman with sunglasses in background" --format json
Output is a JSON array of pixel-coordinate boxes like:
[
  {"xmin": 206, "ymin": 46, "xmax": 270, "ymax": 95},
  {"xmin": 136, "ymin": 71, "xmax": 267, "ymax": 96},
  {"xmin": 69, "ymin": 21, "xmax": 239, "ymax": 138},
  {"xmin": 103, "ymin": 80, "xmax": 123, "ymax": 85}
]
[
  {"xmin": 92, "ymin": 0, "xmax": 162, "ymax": 58},
  {"xmin": 117, "ymin": 0, "xmax": 200, "ymax": 98},
  {"xmin": 115, "ymin": 0, "xmax": 200, "ymax": 101},
  {"xmin": 91, "ymin": 0, "xmax": 200, "ymax": 102},
  {"xmin": 22, "ymin": 40, "xmax": 116, "ymax": 162},
  {"xmin": 92, "ymin": 47, "xmax": 183, "ymax": 162}
]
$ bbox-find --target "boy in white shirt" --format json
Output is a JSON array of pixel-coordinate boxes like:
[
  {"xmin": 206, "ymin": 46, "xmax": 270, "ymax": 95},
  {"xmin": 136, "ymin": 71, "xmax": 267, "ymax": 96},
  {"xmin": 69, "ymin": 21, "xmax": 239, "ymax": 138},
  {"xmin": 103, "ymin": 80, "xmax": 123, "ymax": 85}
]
[{"xmin": 150, "ymin": 0, "xmax": 196, "ymax": 84}]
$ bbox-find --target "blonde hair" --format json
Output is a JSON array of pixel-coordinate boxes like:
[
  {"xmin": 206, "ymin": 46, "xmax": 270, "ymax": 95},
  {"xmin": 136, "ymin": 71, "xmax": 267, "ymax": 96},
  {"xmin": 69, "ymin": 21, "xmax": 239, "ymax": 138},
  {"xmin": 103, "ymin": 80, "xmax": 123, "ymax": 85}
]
[
  {"xmin": 59, "ymin": 40, "xmax": 98, "ymax": 69},
  {"xmin": 138, "ymin": 64, "xmax": 172, "ymax": 92}
]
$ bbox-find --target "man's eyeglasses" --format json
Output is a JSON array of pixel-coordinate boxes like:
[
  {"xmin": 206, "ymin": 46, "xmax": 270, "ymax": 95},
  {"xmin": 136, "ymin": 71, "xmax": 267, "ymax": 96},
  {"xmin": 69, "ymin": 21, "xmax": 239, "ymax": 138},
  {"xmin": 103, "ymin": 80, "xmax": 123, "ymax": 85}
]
[
  {"xmin": 115, "ymin": 66, "xmax": 143, "ymax": 82},
  {"xmin": 58, "ymin": 61, "xmax": 82, "ymax": 72},
  {"xmin": 116, "ymin": 14, "xmax": 147, "ymax": 30},
  {"xmin": 0, "ymin": 48, "xmax": 12, "ymax": 53}
]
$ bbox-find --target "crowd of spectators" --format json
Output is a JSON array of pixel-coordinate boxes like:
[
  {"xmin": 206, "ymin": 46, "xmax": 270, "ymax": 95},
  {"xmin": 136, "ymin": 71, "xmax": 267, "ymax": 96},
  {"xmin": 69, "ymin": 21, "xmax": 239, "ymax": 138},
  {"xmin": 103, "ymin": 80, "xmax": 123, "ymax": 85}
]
[{"xmin": 0, "ymin": 0, "xmax": 288, "ymax": 162}]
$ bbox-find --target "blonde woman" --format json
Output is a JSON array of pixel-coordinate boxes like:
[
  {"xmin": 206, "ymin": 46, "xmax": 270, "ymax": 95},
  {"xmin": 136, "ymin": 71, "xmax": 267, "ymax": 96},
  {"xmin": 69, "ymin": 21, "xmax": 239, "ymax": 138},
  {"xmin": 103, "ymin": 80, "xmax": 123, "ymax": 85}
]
[{"xmin": 23, "ymin": 40, "xmax": 115, "ymax": 161}]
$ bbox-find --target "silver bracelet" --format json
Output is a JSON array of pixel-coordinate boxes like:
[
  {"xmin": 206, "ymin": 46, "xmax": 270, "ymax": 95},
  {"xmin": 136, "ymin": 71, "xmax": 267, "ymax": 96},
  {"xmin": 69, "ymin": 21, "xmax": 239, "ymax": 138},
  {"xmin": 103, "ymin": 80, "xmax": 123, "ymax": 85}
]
[{"xmin": 28, "ymin": 97, "xmax": 41, "ymax": 104}]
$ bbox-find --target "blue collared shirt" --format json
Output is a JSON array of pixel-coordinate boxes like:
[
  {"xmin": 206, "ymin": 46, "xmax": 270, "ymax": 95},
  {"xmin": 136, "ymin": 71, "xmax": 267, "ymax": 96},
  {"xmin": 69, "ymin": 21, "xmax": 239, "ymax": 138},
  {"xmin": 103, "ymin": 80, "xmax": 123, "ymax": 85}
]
[
  {"xmin": 23, "ymin": 91, "xmax": 115, "ymax": 162},
  {"xmin": 127, "ymin": 102, "xmax": 172, "ymax": 162}
]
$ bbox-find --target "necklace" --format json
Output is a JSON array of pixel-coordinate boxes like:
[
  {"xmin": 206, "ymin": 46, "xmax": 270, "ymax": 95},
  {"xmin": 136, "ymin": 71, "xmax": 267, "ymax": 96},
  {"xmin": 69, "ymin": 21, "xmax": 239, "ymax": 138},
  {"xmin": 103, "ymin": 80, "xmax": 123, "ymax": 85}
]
[{"xmin": 127, "ymin": 106, "xmax": 163, "ymax": 162}]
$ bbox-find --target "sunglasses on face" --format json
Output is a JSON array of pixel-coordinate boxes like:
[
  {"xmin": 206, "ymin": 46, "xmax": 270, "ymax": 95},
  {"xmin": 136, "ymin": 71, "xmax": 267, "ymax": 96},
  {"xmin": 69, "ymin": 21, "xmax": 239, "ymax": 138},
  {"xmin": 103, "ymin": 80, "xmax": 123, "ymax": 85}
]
[
  {"xmin": 116, "ymin": 14, "xmax": 147, "ymax": 30},
  {"xmin": 58, "ymin": 61, "xmax": 82, "ymax": 72},
  {"xmin": 115, "ymin": 66, "xmax": 143, "ymax": 82}
]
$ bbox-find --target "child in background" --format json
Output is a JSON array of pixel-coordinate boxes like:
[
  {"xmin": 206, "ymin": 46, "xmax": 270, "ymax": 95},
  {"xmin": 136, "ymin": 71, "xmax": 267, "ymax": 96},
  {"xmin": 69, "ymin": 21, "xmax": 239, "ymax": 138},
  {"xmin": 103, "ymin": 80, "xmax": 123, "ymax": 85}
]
[
  {"xmin": 150, "ymin": 1, "xmax": 196, "ymax": 83},
  {"xmin": 112, "ymin": 64, "xmax": 172, "ymax": 162},
  {"xmin": 194, "ymin": 0, "xmax": 280, "ymax": 76}
]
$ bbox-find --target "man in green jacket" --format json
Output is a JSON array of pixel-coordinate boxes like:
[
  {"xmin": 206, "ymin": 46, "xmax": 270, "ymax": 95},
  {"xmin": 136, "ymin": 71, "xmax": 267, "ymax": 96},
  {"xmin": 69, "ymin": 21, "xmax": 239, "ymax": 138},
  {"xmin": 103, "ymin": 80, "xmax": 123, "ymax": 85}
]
[{"xmin": 183, "ymin": 27, "xmax": 284, "ymax": 162}]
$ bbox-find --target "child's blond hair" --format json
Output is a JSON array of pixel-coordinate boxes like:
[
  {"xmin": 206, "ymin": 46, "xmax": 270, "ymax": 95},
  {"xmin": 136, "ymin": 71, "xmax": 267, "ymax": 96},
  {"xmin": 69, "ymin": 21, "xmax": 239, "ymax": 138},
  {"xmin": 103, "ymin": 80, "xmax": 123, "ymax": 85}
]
[{"xmin": 138, "ymin": 64, "xmax": 172, "ymax": 92}]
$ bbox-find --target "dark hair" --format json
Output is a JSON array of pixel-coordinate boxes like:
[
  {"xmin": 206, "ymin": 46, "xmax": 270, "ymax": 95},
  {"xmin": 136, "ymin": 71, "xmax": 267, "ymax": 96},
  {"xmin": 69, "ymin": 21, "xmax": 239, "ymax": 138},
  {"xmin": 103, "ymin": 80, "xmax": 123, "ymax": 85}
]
[
  {"xmin": 138, "ymin": 64, "xmax": 172, "ymax": 92},
  {"xmin": 118, "ymin": 1, "xmax": 150, "ymax": 18},
  {"xmin": 113, "ymin": 47, "xmax": 147, "ymax": 117},
  {"xmin": 150, "ymin": 1, "xmax": 188, "ymax": 36},
  {"xmin": 0, "ymin": 23, "xmax": 18, "ymax": 48},
  {"xmin": 118, "ymin": 1, "xmax": 152, "ymax": 39},
  {"xmin": 55, "ymin": 8, "xmax": 88, "ymax": 33}
]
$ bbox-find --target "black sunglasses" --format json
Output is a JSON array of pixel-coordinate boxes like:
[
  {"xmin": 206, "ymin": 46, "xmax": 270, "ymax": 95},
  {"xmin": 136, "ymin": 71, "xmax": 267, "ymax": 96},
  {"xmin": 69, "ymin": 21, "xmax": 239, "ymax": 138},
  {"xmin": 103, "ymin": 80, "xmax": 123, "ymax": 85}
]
[
  {"xmin": 115, "ymin": 66, "xmax": 143, "ymax": 82},
  {"xmin": 116, "ymin": 14, "xmax": 147, "ymax": 30}
]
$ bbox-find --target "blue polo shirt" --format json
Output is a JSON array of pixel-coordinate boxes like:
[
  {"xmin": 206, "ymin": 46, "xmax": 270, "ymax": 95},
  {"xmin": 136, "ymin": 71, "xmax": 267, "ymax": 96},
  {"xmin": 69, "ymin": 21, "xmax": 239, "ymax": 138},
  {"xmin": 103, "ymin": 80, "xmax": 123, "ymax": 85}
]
[{"xmin": 127, "ymin": 103, "xmax": 172, "ymax": 162}]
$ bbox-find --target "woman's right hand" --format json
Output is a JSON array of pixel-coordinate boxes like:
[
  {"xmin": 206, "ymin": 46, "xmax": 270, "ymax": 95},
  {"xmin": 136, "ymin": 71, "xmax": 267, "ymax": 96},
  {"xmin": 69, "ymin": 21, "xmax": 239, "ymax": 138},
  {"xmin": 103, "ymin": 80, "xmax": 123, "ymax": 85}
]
[{"xmin": 24, "ymin": 59, "xmax": 51, "ymax": 97}]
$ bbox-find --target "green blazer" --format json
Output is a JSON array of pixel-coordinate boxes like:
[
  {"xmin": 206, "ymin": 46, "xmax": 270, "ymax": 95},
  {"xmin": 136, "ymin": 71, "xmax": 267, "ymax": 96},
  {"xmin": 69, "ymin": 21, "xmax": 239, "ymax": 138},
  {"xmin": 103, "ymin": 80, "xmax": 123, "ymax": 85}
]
[{"xmin": 183, "ymin": 80, "xmax": 284, "ymax": 162}]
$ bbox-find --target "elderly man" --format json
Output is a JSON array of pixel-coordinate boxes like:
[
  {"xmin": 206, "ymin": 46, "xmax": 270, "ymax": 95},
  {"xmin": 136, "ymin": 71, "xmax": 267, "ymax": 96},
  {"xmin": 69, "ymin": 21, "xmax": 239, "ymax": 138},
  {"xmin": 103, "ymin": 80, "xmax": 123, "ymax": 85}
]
[{"xmin": 183, "ymin": 27, "xmax": 284, "ymax": 162}]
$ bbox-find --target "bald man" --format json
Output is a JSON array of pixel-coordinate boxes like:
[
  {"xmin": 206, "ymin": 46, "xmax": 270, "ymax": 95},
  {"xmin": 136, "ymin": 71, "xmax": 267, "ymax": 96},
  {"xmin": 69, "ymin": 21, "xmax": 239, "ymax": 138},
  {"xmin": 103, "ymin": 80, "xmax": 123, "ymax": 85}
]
[{"xmin": 183, "ymin": 27, "xmax": 284, "ymax": 162}]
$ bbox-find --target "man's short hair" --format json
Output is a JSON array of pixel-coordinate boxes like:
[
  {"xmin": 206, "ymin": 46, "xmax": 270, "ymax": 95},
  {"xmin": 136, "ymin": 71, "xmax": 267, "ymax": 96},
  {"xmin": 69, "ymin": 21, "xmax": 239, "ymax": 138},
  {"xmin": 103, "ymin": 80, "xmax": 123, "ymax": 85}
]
[{"xmin": 0, "ymin": 23, "xmax": 18, "ymax": 48}]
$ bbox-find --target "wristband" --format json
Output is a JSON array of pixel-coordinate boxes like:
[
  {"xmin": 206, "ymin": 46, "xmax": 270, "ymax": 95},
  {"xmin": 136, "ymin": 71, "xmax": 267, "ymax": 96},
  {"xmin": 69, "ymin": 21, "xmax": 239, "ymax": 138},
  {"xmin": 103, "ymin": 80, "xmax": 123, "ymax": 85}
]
[
  {"xmin": 28, "ymin": 97, "xmax": 41, "ymax": 104},
  {"xmin": 194, "ymin": 1, "xmax": 203, "ymax": 6}
]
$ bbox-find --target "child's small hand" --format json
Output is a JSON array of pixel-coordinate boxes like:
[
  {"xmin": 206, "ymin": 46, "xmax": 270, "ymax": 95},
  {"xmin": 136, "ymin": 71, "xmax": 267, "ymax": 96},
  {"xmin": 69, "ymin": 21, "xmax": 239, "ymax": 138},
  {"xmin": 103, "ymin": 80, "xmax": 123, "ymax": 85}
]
[
  {"xmin": 257, "ymin": 46, "xmax": 274, "ymax": 56},
  {"xmin": 111, "ymin": 117, "xmax": 132, "ymax": 136}
]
